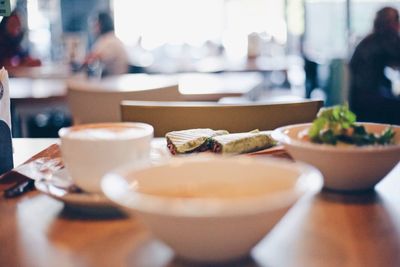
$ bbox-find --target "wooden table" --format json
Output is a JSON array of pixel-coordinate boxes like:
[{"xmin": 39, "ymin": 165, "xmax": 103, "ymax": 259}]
[
  {"xmin": 7, "ymin": 64, "xmax": 72, "ymax": 79},
  {"xmin": 176, "ymin": 72, "xmax": 263, "ymax": 101},
  {"xmin": 145, "ymin": 55, "xmax": 302, "ymax": 74},
  {"xmin": 1, "ymin": 138, "xmax": 400, "ymax": 267},
  {"xmin": 66, "ymin": 73, "xmax": 262, "ymax": 102}
]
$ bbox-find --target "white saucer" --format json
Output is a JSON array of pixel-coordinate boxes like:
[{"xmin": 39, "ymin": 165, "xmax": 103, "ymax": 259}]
[
  {"xmin": 35, "ymin": 168, "xmax": 114, "ymax": 209},
  {"xmin": 34, "ymin": 143, "xmax": 171, "ymax": 209}
]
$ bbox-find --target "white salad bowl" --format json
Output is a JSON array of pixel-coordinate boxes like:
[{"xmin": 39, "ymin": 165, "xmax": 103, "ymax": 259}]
[
  {"xmin": 273, "ymin": 123, "xmax": 400, "ymax": 192},
  {"xmin": 101, "ymin": 155, "xmax": 322, "ymax": 263}
]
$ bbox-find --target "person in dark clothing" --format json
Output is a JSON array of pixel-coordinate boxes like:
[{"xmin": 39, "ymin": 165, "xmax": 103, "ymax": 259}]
[
  {"xmin": 0, "ymin": 10, "xmax": 41, "ymax": 68},
  {"xmin": 349, "ymin": 7, "xmax": 400, "ymax": 124}
]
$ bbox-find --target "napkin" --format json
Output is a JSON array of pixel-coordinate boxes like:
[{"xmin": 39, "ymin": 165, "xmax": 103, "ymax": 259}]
[
  {"xmin": 0, "ymin": 67, "xmax": 11, "ymax": 129},
  {"xmin": 1, "ymin": 144, "xmax": 61, "ymax": 197}
]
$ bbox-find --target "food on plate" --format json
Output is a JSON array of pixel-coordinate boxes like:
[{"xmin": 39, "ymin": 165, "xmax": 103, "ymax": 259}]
[
  {"xmin": 166, "ymin": 128, "xmax": 229, "ymax": 155},
  {"xmin": 307, "ymin": 105, "xmax": 395, "ymax": 146},
  {"xmin": 166, "ymin": 128, "xmax": 277, "ymax": 155},
  {"xmin": 212, "ymin": 130, "xmax": 276, "ymax": 154}
]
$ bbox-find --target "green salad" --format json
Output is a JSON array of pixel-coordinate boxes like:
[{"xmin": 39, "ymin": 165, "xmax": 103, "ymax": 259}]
[{"xmin": 308, "ymin": 105, "xmax": 395, "ymax": 146}]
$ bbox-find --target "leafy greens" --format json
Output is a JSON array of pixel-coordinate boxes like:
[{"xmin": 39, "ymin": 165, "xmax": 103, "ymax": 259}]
[{"xmin": 308, "ymin": 105, "xmax": 395, "ymax": 146}]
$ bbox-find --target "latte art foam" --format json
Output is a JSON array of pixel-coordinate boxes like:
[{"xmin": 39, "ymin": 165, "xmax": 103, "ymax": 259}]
[{"xmin": 65, "ymin": 125, "xmax": 149, "ymax": 140}]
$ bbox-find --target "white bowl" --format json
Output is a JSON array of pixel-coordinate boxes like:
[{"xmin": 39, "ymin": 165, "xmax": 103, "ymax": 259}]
[
  {"xmin": 101, "ymin": 155, "xmax": 321, "ymax": 263},
  {"xmin": 272, "ymin": 123, "xmax": 400, "ymax": 192}
]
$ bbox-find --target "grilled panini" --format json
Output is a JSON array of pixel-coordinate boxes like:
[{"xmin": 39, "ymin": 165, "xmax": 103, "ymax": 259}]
[
  {"xmin": 212, "ymin": 130, "xmax": 276, "ymax": 154},
  {"xmin": 166, "ymin": 128, "xmax": 229, "ymax": 155}
]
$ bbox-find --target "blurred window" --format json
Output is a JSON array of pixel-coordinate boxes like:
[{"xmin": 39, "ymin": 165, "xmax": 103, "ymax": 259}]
[
  {"xmin": 305, "ymin": 0, "xmax": 400, "ymax": 60},
  {"xmin": 351, "ymin": 1, "xmax": 400, "ymax": 42},
  {"xmin": 26, "ymin": 0, "xmax": 62, "ymax": 62},
  {"xmin": 112, "ymin": 0, "xmax": 286, "ymax": 58},
  {"xmin": 304, "ymin": 0, "xmax": 347, "ymax": 60}
]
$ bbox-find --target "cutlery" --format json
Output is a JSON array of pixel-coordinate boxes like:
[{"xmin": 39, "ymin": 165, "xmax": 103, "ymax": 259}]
[{"xmin": 3, "ymin": 175, "xmax": 36, "ymax": 198}]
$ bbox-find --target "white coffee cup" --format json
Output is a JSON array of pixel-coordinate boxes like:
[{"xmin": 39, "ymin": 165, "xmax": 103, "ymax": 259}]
[{"xmin": 59, "ymin": 122, "xmax": 154, "ymax": 193}]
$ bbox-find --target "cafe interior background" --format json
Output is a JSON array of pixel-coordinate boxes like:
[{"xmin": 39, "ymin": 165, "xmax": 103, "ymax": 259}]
[{"xmin": 3, "ymin": 0, "xmax": 400, "ymax": 138}]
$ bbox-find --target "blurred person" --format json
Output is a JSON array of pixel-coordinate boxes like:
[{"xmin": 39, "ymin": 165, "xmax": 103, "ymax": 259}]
[
  {"xmin": 84, "ymin": 11, "xmax": 129, "ymax": 77},
  {"xmin": 349, "ymin": 7, "xmax": 400, "ymax": 124},
  {"xmin": 300, "ymin": 36, "xmax": 320, "ymax": 99},
  {"xmin": 0, "ymin": 10, "xmax": 41, "ymax": 68}
]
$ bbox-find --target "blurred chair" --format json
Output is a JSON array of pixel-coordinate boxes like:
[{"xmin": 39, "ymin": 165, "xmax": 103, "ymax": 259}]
[
  {"xmin": 67, "ymin": 84, "xmax": 182, "ymax": 124},
  {"xmin": 120, "ymin": 100, "xmax": 323, "ymax": 137}
]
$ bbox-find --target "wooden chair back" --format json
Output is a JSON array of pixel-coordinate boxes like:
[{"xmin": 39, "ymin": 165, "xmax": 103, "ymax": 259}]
[
  {"xmin": 120, "ymin": 100, "xmax": 323, "ymax": 137},
  {"xmin": 67, "ymin": 84, "xmax": 181, "ymax": 124}
]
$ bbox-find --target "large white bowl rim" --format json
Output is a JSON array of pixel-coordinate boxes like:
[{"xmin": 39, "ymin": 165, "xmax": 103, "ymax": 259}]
[{"xmin": 102, "ymin": 156, "xmax": 322, "ymax": 217}]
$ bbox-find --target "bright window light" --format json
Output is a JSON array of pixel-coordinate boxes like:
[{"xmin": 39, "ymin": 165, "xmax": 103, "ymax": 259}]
[
  {"xmin": 113, "ymin": 0, "xmax": 286, "ymax": 57},
  {"xmin": 27, "ymin": 0, "xmax": 52, "ymax": 60}
]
